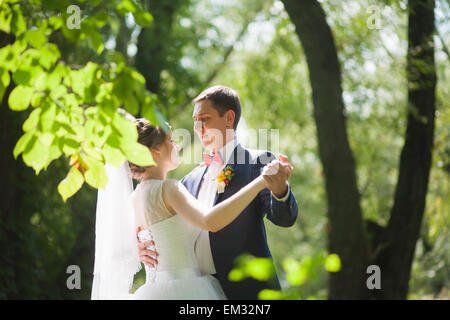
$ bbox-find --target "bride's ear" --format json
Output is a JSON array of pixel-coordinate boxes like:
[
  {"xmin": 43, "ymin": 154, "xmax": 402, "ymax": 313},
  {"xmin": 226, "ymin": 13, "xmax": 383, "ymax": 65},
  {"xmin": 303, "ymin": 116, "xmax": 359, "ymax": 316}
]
[{"xmin": 150, "ymin": 146, "xmax": 161, "ymax": 156}]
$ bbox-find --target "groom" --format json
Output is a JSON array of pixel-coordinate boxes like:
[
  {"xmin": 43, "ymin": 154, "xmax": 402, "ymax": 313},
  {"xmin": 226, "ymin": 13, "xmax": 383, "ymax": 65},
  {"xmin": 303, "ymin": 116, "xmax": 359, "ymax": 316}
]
[{"xmin": 138, "ymin": 86, "xmax": 298, "ymax": 300}]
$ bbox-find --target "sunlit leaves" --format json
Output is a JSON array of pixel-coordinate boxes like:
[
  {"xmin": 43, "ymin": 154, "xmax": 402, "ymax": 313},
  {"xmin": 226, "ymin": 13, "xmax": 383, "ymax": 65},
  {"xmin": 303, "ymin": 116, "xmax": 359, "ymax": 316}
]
[
  {"xmin": 0, "ymin": 2, "xmax": 25, "ymax": 35},
  {"xmin": 229, "ymin": 252, "xmax": 341, "ymax": 300},
  {"xmin": 40, "ymin": 103, "xmax": 57, "ymax": 131},
  {"xmin": 324, "ymin": 253, "xmax": 341, "ymax": 272},
  {"xmin": 10, "ymin": 5, "xmax": 26, "ymax": 35},
  {"xmin": 120, "ymin": 140, "xmax": 154, "ymax": 167},
  {"xmin": 228, "ymin": 255, "xmax": 275, "ymax": 282},
  {"xmin": 13, "ymin": 132, "xmax": 34, "ymax": 159},
  {"xmin": 57, "ymin": 166, "xmax": 85, "ymax": 202},
  {"xmin": 0, "ymin": 5, "xmax": 13, "ymax": 34},
  {"xmin": 0, "ymin": 67, "xmax": 10, "ymax": 100},
  {"xmin": 4, "ymin": 0, "xmax": 161, "ymax": 201},
  {"xmin": 62, "ymin": 137, "xmax": 80, "ymax": 155},
  {"xmin": 102, "ymin": 142, "xmax": 127, "ymax": 167},
  {"xmin": 8, "ymin": 85, "xmax": 33, "ymax": 111},
  {"xmin": 22, "ymin": 135, "xmax": 49, "ymax": 174},
  {"xmin": 116, "ymin": 0, "xmax": 153, "ymax": 27},
  {"xmin": 39, "ymin": 43, "xmax": 60, "ymax": 70},
  {"xmin": 24, "ymin": 29, "xmax": 46, "ymax": 48},
  {"xmin": 283, "ymin": 257, "xmax": 308, "ymax": 286},
  {"xmin": 82, "ymin": 154, "xmax": 108, "ymax": 189}
]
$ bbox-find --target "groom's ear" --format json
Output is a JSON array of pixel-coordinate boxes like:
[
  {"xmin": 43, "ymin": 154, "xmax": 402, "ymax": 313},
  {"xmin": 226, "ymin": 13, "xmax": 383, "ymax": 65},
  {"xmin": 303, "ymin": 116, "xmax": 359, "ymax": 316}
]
[{"xmin": 225, "ymin": 109, "xmax": 235, "ymax": 129}]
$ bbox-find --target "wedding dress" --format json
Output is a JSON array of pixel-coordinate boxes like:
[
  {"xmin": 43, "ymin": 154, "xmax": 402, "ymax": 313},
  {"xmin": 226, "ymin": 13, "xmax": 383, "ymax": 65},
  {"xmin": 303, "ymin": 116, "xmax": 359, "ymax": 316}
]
[{"xmin": 129, "ymin": 179, "xmax": 227, "ymax": 300}]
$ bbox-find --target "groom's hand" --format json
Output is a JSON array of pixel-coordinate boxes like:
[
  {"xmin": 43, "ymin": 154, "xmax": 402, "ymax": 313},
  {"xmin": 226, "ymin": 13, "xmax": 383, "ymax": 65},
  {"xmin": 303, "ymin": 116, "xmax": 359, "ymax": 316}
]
[
  {"xmin": 136, "ymin": 227, "xmax": 159, "ymax": 268},
  {"xmin": 262, "ymin": 154, "xmax": 294, "ymax": 198}
]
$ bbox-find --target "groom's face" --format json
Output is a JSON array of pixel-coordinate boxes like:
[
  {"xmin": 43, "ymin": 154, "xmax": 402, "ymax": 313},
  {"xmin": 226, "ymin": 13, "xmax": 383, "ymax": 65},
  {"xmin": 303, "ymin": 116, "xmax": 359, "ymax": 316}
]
[{"xmin": 192, "ymin": 99, "xmax": 228, "ymax": 152}]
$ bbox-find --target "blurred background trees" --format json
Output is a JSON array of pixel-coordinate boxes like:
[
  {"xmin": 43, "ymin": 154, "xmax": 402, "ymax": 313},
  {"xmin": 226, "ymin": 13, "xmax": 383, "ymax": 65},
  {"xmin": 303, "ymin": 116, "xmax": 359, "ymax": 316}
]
[{"xmin": 0, "ymin": 0, "xmax": 448, "ymax": 299}]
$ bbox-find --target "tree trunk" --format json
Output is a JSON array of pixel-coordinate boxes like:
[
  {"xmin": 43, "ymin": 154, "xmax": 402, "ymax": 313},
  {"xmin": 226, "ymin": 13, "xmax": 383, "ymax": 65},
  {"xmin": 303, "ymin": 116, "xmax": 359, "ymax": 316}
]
[
  {"xmin": 135, "ymin": 0, "xmax": 181, "ymax": 95},
  {"xmin": 375, "ymin": 0, "xmax": 436, "ymax": 299},
  {"xmin": 281, "ymin": 0, "xmax": 368, "ymax": 299}
]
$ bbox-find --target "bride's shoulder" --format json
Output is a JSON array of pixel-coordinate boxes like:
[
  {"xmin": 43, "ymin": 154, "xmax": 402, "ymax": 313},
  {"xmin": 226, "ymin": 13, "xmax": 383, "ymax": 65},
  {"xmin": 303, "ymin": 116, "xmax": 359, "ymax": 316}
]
[
  {"xmin": 162, "ymin": 179, "xmax": 183, "ymax": 193},
  {"xmin": 161, "ymin": 179, "xmax": 188, "ymax": 214},
  {"xmin": 163, "ymin": 179, "xmax": 190, "ymax": 198},
  {"xmin": 163, "ymin": 178, "xmax": 179, "ymax": 187}
]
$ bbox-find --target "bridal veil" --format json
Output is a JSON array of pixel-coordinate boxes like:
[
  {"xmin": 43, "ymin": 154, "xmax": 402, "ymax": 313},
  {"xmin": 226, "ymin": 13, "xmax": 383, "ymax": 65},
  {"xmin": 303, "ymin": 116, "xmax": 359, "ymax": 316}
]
[{"xmin": 91, "ymin": 162, "xmax": 141, "ymax": 299}]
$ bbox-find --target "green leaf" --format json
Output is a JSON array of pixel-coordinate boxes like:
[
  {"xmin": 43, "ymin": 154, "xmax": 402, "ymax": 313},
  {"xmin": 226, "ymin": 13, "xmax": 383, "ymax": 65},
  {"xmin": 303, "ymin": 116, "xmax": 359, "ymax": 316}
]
[
  {"xmin": 102, "ymin": 142, "xmax": 126, "ymax": 167},
  {"xmin": 49, "ymin": 84, "xmax": 67, "ymax": 99},
  {"xmin": 0, "ymin": 67, "xmax": 10, "ymax": 87},
  {"xmin": 39, "ymin": 43, "xmax": 60, "ymax": 69},
  {"xmin": 11, "ymin": 5, "xmax": 26, "ymax": 36},
  {"xmin": 325, "ymin": 254, "xmax": 341, "ymax": 272},
  {"xmin": 258, "ymin": 289, "xmax": 284, "ymax": 300},
  {"xmin": 24, "ymin": 29, "xmax": 46, "ymax": 48},
  {"xmin": 70, "ymin": 69, "xmax": 87, "ymax": 97},
  {"xmin": 12, "ymin": 67, "xmax": 31, "ymax": 85},
  {"xmin": 58, "ymin": 166, "xmax": 85, "ymax": 202},
  {"xmin": 112, "ymin": 112, "xmax": 138, "ymax": 141},
  {"xmin": 62, "ymin": 137, "xmax": 80, "ymax": 155},
  {"xmin": 116, "ymin": 0, "xmax": 136, "ymax": 14},
  {"xmin": 286, "ymin": 267, "xmax": 308, "ymax": 286},
  {"xmin": 38, "ymin": 132, "xmax": 55, "ymax": 146},
  {"xmin": 8, "ymin": 85, "xmax": 33, "ymax": 111},
  {"xmin": 141, "ymin": 103, "xmax": 158, "ymax": 125},
  {"xmin": 39, "ymin": 103, "xmax": 57, "ymax": 131},
  {"xmin": 120, "ymin": 141, "xmax": 154, "ymax": 167},
  {"xmin": 228, "ymin": 269, "xmax": 245, "ymax": 282},
  {"xmin": 0, "ymin": 7, "xmax": 12, "ymax": 34},
  {"xmin": 48, "ymin": 16, "xmax": 63, "ymax": 30},
  {"xmin": 82, "ymin": 155, "xmax": 108, "ymax": 189},
  {"xmin": 48, "ymin": 137, "xmax": 63, "ymax": 162},
  {"xmin": 30, "ymin": 92, "xmax": 44, "ymax": 107},
  {"xmin": 134, "ymin": 11, "xmax": 153, "ymax": 27},
  {"xmin": 0, "ymin": 67, "xmax": 10, "ymax": 100},
  {"xmin": 244, "ymin": 258, "xmax": 275, "ymax": 281},
  {"xmin": 155, "ymin": 109, "xmax": 170, "ymax": 133},
  {"xmin": 22, "ymin": 137, "xmax": 49, "ymax": 174},
  {"xmin": 124, "ymin": 92, "xmax": 139, "ymax": 114},
  {"xmin": 87, "ymin": 28, "xmax": 104, "ymax": 54},
  {"xmin": 13, "ymin": 132, "xmax": 33, "ymax": 159},
  {"xmin": 130, "ymin": 69, "xmax": 146, "ymax": 85}
]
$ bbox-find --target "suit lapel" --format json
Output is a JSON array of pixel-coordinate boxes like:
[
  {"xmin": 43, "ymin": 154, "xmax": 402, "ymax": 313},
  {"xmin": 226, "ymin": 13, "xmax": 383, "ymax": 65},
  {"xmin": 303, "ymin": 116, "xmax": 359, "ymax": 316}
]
[{"xmin": 193, "ymin": 165, "xmax": 209, "ymax": 199}]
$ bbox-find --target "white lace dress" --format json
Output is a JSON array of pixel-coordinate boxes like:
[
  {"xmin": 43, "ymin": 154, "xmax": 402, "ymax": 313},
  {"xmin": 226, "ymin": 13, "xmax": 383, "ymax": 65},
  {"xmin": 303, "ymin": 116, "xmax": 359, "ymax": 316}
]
[{"xmin": 129, "ymin": 179, "xmax": 227, "ymax": 300}]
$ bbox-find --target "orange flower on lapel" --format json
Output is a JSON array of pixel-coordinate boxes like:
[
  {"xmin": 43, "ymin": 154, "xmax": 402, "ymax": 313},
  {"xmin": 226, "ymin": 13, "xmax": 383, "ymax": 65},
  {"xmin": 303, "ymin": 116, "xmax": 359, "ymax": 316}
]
[{"xmin": 217, "ymin": 165, "xmax": 235, "ymax": 194}]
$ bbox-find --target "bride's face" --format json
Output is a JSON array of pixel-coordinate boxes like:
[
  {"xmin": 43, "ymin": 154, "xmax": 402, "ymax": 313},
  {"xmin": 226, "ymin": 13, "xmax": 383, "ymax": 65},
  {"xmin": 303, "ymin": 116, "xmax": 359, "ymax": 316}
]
[{"xmin": 159, "ymin": 134, "xmax": 180, "ymax": 170}]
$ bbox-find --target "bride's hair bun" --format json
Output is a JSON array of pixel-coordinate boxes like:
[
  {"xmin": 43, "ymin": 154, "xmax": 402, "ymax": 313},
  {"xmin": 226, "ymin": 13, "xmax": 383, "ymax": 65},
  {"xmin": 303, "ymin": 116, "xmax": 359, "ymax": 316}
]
[{"xmin": 128, "ymin": 118, "xmax": 168, "ymax": 180}]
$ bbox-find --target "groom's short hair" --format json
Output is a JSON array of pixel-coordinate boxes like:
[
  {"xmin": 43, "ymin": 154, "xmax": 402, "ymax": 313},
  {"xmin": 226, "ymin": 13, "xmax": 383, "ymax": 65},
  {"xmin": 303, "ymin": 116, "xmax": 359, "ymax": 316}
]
[{"xmin": 193, "ymin": 85, "xmax": 241, "ymax": 130}]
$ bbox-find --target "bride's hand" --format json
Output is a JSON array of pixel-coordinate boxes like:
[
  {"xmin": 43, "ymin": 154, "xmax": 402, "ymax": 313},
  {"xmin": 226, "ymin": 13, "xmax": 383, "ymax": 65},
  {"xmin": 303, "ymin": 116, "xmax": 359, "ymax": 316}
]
[
  {"xmin": 136, "ymin": 226, "xmax": 159, "ymax": 268},
  {"xmin": 261, "ymin": 154, "xmax": 294, "ymax": 197}
]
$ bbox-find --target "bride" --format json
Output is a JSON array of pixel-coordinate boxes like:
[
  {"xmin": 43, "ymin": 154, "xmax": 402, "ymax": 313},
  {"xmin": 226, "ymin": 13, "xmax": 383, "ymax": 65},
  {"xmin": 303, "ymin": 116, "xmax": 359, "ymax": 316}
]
[{"xmin": 91, "ymin": 118, "xmax": 292, "ymax": 300}]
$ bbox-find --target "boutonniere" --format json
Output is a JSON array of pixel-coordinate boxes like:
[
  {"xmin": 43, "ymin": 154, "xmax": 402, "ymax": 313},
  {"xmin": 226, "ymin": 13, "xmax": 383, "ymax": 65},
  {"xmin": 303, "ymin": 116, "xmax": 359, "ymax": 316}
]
[{"xmin": 216, "ymin": 165, "xmax": 235, "ymax": 194}]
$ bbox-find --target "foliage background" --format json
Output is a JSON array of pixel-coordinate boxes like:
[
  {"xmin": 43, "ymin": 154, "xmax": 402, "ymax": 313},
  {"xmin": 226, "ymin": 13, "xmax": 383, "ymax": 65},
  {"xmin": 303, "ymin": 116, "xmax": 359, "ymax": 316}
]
[{"xmin": 0, "ymin": 0, "xmax": 448, "ymax": 299}]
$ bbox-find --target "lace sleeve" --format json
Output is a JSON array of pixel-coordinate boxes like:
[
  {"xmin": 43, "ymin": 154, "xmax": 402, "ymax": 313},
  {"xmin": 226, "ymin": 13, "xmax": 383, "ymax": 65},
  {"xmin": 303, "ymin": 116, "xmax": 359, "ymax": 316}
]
[{"xmin": 143, "ymin": 180, "xmax": 176, "ymax": 225}]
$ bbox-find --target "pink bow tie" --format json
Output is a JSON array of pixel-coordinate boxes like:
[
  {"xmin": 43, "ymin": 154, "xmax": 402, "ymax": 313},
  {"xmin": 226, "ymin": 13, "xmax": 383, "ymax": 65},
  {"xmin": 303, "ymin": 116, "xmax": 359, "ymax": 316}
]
[{"xmin": 203, "ymin": 152, "xmax": 223, "ymax": 166}]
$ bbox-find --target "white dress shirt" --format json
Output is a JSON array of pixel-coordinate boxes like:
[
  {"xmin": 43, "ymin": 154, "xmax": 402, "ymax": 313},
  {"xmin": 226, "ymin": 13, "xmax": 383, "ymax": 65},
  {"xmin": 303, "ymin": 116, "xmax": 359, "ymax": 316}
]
[{"xmin": 195, "ymin": 138, "xmax": 239, "ymax": 275}]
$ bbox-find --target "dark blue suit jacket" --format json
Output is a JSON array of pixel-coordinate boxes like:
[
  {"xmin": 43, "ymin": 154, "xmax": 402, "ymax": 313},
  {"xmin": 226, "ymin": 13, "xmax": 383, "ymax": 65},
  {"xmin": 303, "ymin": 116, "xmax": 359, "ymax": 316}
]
[{"xmin": 181, "ymin": 143, "xmax": 298, "ymax": 300}]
